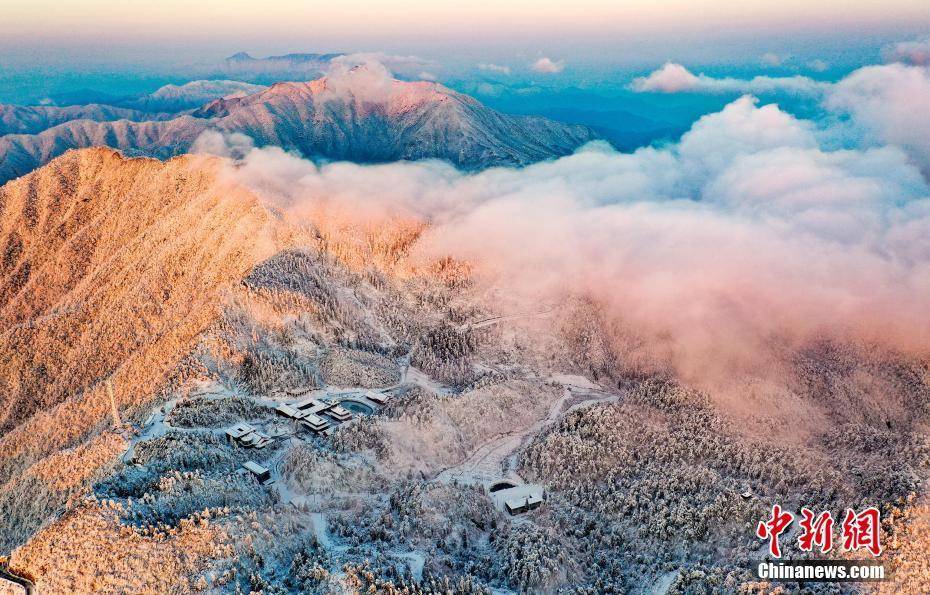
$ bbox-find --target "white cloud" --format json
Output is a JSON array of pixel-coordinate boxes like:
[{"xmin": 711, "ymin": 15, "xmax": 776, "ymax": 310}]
[
  {"xmin": 322, "ymin": 57, "xmax": 396, "ymax": 103},
  {"xmin": 473, "ymin": 82, "xmax": 504, "ymax": 96},
  {"xmin": 317, "ymin": 54, "xmax": 442, "ymax": 103},
  {"xmin": 676, "ymin": 96, "xmax": 818, "ymax": 182},
  {"xmin": 826, "ymin": 63, "xmax": 930, "ymax": 171},
  {"xmin": 531, "ymin": 57, "xmax": 565, "ymax": 74},
  {"xmin": 808, "ymin": 59, "xmax": 829, "ymax": 72},
  {"xmin": 191, "ymin": 130, "xmax": 254, "ymax": 159},
  {"xmin": 478, "ymin": 63, "xmax": 511, "ymax": 75},
  {"xmin": 883, "ymin": 38, "xmax": 930, "ymax": 66},
  {"xmin": 761, "ymin": 52, "xmax": 787, "ymax": 67},
  {"xmin": 329, "ymin": 52, "xmax": 438, "ymax": 79},
  {"xmin": 630, "ymin": 62, "xmax": 700, "ymax": 93},
  {"xmin": 632, "ymin": 62, "xmax": 826, "ymax": 95}
]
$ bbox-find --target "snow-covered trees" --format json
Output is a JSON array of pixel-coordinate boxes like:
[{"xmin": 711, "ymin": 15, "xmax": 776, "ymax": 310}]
[
  {"xmin": 492, "ymin": 524, "xmax": 569, "ymax": 591},
  {"xmin": 411, "ymin": 321, "xmax": 479, "ymax": 387},
  {"xmin": 167, "ymin": 395, "xmax": 267, "ymax": 429},
  {"xmin": 320, "ymin": 347, "xmax": 401, "ymax": 388},
  {"xmin": 515, "ymin": 378, "xmax": 929, "ymax": 591}
]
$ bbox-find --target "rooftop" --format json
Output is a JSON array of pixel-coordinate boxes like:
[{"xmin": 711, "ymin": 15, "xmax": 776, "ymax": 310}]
[
  {"xmin": 276, "ymin": 403, "xmax": 308, "ymax": 419},
  {"xmin": 490, "ymin": 483, "xmax": 545, "ymax": 513},
  {"xmin": 243, "ymin": 460, "xmax": 269, "ymax": 475},
  {"xmin": 226, "ymin": 422, "xmax": 254, "ymax": 439}
]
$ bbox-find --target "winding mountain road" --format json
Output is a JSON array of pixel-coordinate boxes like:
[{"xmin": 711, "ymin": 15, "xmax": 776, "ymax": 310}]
[{"xmin": 434, "ymin": 377, "xmax": 622, "ymax": 485}]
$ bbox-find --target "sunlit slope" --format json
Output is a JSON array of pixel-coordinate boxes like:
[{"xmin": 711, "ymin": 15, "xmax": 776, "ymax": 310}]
[{"xmin": 0, "ymin": 148, "xmax": 277, "ymax": 550}]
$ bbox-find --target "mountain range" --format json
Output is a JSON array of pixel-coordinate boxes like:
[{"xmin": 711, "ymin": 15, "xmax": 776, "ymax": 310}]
[
  {"xmin": 0, "ymin": 71, "xmax": 598, "ymax": 183},
  {"xmin": 0, "ymin": 103, "xmax": 173, "ymax": 136},
  {"xmin": 121, "ymin": 79, "xmax": 267, "ymax": 112}
]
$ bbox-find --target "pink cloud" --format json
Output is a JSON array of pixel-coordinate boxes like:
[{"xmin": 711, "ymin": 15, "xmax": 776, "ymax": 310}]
[
  {"xmin": 209, "ymin": 93, "xmax": 930, "ymax": 388},
  {"xmin": 883, "ymin": 38, "xmax": 930, "ymax": 66}
]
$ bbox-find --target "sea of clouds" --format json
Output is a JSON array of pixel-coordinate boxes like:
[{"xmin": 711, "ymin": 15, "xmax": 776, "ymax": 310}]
[{"xmin": 199, "ymin": 49, "xmax": 930, "ymax": 385}]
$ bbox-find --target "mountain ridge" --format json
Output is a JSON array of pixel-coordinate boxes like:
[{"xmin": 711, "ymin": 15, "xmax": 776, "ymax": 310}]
[
  {"xmin": 0, "ymin": 103, "xmax": 173, "ymax": 136},
  {"xmin": 0, "ymin": 147, "xmax": 280, "ymax": 550}
]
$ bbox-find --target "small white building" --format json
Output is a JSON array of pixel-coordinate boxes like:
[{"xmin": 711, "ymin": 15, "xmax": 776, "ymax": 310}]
[
  {"xmin": 276, "ymin": 403, "xmax": 308, "ymax": 420},
  {"xmin": 291, "ymin": 396, "xmax": 330, "ymax": 415},
  {"xmin": 226, "ymin": 422, "xmax": 254, "ymax": 442},
  {"xmin": 243, "ymin": 460, "xmax": 271, "ymax": 484},
  {"xmin": 285, "ymin": 386, "xmax": 314, "ymax": 397},
  {"xmin": 226, "ymin": 422, "xmax": 273, "ymax": 448},
  {"xmin": 489, "ymin": 483, "xmax": 545, "ymax": 515},
  {"xmin": 240, "ymin": 430, "xmax": 273, "ymax": 448},
  {"xmin": 506, "ymin": 492, "xmax": 544, "ymax": 515}
]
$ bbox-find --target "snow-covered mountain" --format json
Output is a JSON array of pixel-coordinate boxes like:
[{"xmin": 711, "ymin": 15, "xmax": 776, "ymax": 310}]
[
  {"xmin": 193, "ymin": 76, "xmax": 599, "ymax": 165},
  {"xmin": 0, "ymin": 81, "xmax": 266, "ymax": 138},
  {"xmin": 3, "ymin": 148, "xmax": 927, "ymax": 593},
  {"xmin": 124, "ymin": 79, "xmax": 268, "ymax": 112},
  {"xmin": 0, "ymin": 72, "xmax": 598, "ymax": 182}
]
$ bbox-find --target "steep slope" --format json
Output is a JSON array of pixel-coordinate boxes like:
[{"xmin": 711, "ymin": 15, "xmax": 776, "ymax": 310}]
[
  {"xmin": 0, "ymin": 148, "xmax": 279, "ymax": 550},
  {"xmin": 0, "ymin": 73, "xmax": 599, "ymax": 182},
  {"xmin": 0, "ymin": 103, "xmax": 171, "ymax": 136}
]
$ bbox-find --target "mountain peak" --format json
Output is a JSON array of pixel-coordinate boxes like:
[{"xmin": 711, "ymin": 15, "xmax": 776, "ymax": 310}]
[{"xmin": 227, "ymin": 52, "xmax": 256, "ymax": 61}]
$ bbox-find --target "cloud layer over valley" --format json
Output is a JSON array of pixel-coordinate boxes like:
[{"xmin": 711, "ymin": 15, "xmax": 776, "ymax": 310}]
[{"xmin": 202, "ymin": 61, "xmax": 930, "ymax": 387}]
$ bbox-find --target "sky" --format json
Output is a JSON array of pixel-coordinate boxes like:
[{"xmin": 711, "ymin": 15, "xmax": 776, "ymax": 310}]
[
  {"xmin": 5, "ymin": 0, "xmax": 930, "ymax": 42},
  {"xmin": 3, "ymin": 0, "xmax": 930, "ymax": 63},
  {"xmin": 2, "ymin": 1, "xmax": 928, "ymax": 77}
]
